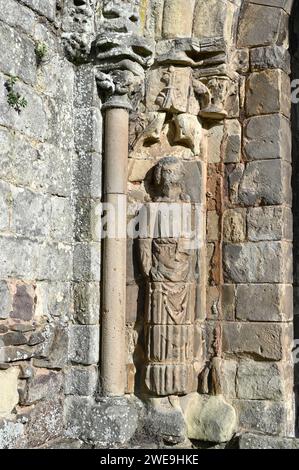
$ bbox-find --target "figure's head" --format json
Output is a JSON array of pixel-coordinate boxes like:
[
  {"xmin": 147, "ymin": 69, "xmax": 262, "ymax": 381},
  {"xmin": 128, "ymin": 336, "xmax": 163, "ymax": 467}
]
[{"xmin": 154, "ymin": 156, "xmax": 185, "ymax": 190}]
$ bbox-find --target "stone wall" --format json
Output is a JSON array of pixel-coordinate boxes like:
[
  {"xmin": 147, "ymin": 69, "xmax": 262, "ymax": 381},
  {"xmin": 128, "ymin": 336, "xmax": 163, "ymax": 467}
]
[{"xmin": 0, "ymin": 0, "xmax": 297, "ymax": 449}]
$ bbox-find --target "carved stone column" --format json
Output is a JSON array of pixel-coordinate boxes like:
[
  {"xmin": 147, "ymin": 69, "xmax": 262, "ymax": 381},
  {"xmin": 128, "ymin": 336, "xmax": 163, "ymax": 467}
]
[
  {"xmin": 95, "ymin": 2, "xmax": 153, "ymax": 396},
  {"xmin": 99, "ymin": 83, "xmax": 130, "ymax": 396},
  {"xmin": 63, "ymin": 0, "xmax": 154, "ymax": 397},
  {"xmin": 96, "ymin": 69, "xmax": 136, "ymax": 396}
]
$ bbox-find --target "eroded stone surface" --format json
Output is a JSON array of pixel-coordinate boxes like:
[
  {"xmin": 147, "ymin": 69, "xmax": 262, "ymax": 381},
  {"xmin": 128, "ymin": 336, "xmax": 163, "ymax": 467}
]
[
  {"xmin": 246, "ymin": 70, "xmax": 291, "ymax": 118},
  {"xmin": 184, "ymin": 393, "xmax": 237, "ymax": 443},
  {"xmin": 236, "ymin": 284, "xmax": 293, "ymax": 322},
  {"xmin": 238, "ymin": 4, "xmax": 287, "ymax": 48},
  {"xmin": 244, "ymin": 114, "xmax": 291, "ymax": 162},
  {"xmin": 222, "ymin": 323, "xmax": 289, "ymax": 361},
  {"xmin": 223, "ymin": 242, "xmax": 292, "ymax": 284},
  {"xmin": 236, "ymin": 361, "xmax": 284, "ymax": 400},
  {"xmin": 238, "ymin": 433, "xmax": 299, "ymax": 450},
  {"xmin": 65, "ymin": 396, "xmax": 140, "ymax": 446},
  {"xmin": 233, "ymin": 400, "xmax": 287, "ymax": 436}
]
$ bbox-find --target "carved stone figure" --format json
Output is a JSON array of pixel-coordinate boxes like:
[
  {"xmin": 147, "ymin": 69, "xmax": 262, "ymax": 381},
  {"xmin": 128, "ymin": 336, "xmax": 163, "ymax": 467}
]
[
  {"xmin": 152, "ymin": 157, "xmax": 190, "ymax": 203},
  {"xmin": 139, "ymin": 157, "xmax": 199, "ymax": 396}
]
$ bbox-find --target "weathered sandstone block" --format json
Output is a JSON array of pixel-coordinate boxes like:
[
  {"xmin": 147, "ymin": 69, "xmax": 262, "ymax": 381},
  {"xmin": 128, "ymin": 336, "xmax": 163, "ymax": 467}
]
[
  {"xmin": 247, "ymin": 0, "xmax": 292, "ymax": 14},
  {"xmin": 222, "ymin": 322, "xmax": 292, "ymax": 361},
  {"xmin": 223, "ymin": 120, "xmax": 241, "ymax": 163},
  {"xmin": 247, "ymin": 206, "xmax": 292, "ymax": 241},
  {"xmin": 223, "ymin": 209, "xmax": 246, "ymax": 243},
  {"xmin": 244, "ymin": 114, "xmax": 291, "ymax": 162},
  {"xmin": 0, "ymin": 367, "xmax": 19, "ymax": 418},
  {"xmin": 21, "ymin": 0, "xmax": 57, "ymax": 21},
  {"xmin": 233, "ymin": 400, "xmax": 287, "ymax": 436},
  {"xmin": 238, "ymin": 160, "xmax": 291, "ymax": 206},
  {"xmin": 162, "ymin": 0, "xmax": 195, "ymax": 39},
  {"xmin": 65, "ymin": 366, "xmax": 98, "ymax": 396},
  {"xmin": 183, "ymin": 393, "xmax": 237, "ymax": 443},
  {"xmin": 236, "ymin": 361, "xmax": 284, "ymax": 400},
  {"xmin": 236, "ymin": 284, "xmax": 293, "ymax": 322},
  {"xmin": 193, "ymin": 0, "xmax": 235, "ymax": 42},
  {"xmin": 246, "ymin": 70, "xmax": 290, "ymax": 118},
  {"xmin": 250, "ymin": 46, "xmax": 290, "ymax": 74},
  {"xmin": 238, "ymin": 4, "xmax": 287, "ymax": 47},
  {"xmin": 238, "ymin": 433, "xmax": 299, "ymax": 449},
  {"xmin": 68, "ymin": 325, "xmax": 100, "ymax": 365},
  {"xmin": 0, "ymin": 22, "xmax": 36, "ymax": 85}
]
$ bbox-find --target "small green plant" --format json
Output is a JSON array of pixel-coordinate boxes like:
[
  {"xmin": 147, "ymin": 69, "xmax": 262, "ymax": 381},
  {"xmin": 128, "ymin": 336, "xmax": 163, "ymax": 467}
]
[
  {"xmin": 6, "ymin": 76, "xmax": 18, "ymax": 88},
  {"xmin": 35, "ymin": 42, "xmax": 48, "ymax": 61},
  {"xmin": 5, "ymin": 76, "xmax": 28, "ymax": 113}
]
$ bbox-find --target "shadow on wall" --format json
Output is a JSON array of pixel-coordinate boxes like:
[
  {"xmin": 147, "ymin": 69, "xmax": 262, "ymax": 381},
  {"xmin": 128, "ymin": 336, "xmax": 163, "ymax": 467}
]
[{"xmin": 290, "ymin": 0, "xmax": 299, "ymax": 437}]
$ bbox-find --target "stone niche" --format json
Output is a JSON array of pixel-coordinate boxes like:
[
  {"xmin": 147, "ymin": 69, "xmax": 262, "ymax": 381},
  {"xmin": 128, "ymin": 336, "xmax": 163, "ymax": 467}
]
[{"xmin": 0, "ymin": 0, "xmax": 297, "ymax": 450}]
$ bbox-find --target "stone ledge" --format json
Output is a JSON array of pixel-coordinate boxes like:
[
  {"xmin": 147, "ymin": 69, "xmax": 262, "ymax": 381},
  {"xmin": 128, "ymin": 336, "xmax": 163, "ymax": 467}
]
[{"xmin": 238, "ymin": 433, "xmax": 299, "ymax": 449}]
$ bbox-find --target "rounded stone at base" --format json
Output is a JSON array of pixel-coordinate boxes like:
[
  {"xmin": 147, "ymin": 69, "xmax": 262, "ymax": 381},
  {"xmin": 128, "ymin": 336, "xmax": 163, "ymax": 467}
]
[{"xmin": 183, "ymin": 393, "xmax": 237, "ymax": 443}]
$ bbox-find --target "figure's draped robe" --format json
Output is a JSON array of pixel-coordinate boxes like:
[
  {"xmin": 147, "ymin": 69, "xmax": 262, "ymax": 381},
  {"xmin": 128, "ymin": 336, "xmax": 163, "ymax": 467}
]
[{"xmin": 140, "ymin": 235, "xmax": 197, "ymax": 396}]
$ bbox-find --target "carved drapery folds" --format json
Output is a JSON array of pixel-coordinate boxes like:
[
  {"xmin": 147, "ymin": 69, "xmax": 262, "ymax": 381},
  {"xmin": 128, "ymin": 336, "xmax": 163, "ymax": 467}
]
[{"xmin": 138, "ymin": 157, "xmax": 203, "ymax": 396}]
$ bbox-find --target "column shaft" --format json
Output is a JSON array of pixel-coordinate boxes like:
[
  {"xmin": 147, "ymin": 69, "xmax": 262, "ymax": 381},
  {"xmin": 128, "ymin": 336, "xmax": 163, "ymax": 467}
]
[{"xmin": 101, "ymin": 107, "xmax": 128, "ymax": 396}]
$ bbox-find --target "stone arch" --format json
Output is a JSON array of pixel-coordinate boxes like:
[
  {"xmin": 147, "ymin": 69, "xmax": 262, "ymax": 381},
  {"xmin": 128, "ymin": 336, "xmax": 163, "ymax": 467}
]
[
  {"xmin": 290, "ymin": 0, "xmax": 299, "ymax": 436},
  {"xmin": 228, "ymin": 0, "xmax": 297, "ymax": 437}
]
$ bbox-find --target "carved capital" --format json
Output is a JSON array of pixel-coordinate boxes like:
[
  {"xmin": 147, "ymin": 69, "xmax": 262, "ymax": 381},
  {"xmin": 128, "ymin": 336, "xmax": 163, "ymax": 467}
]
[
  {"xmin": 194, "ymin": 75, "xmax": 238, "ymax": 120},
  {"xmin": 94, "ymin": 35, "xmax": 153, "ymax": 109},
  {"xmin": 94, "ymin": 31, "xmax": 154, "ymax": 109},
  {"xmin": 94, "ymin": 1, "xmax": 154, "ymax": 110}
]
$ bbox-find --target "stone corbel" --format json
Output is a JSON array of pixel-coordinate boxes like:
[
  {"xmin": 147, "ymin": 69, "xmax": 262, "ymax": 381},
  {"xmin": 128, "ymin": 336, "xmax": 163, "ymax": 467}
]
[{"xmin": 194, "ymin": 75, "xmax": 238, "ymax": 120}]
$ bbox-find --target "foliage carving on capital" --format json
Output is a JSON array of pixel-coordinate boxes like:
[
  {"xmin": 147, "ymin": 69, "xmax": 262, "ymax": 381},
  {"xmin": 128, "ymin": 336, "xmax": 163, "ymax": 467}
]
[
  {"xmin": 95, "ymin": 69, "xmax": 143, "ymax": 110},
  {"xmin": 195, "ymin": 76, "xmax": 232, "ymax": 120}
]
